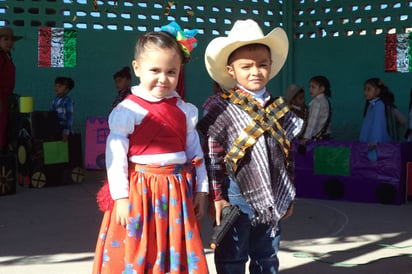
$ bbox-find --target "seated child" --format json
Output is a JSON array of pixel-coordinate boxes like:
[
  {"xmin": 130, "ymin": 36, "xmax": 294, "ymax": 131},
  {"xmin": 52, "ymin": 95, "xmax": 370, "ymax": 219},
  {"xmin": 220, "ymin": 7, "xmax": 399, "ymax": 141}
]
[
  {"xmin": 285, "ymin": 83, "xmax": 307, "ymax": 138},
  {"xmin": 112, "ymin": 66, "xmax": 131, "ymax": 108},
  {"xmin": 50, "ymin": 77, "xmax": 74, "ymax": 141}
]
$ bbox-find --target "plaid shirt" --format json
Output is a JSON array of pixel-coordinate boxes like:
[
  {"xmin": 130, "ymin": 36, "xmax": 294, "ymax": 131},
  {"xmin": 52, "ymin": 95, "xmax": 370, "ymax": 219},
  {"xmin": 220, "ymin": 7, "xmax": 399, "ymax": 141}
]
[
  {"xmin": 51, "ymin": 95, "xmax": 73, "ymax": 135},
  {"xmin": 204, "ymin": 137, "xmax": 226, "ymax": 201}
]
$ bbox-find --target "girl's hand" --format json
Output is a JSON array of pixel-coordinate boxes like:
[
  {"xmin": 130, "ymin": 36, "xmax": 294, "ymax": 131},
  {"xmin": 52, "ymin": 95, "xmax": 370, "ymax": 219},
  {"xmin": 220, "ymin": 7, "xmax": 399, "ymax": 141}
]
[
  {"xmin": 193, "ymin": 192, "xmax": 207, "ymax": 220},
  {"xmin": 115, "ymin": 198, "xmax": 129, "ymax": 227},
  {"xmin": 214, "ymin": 199, "xmax": 231, "ymax": 226}
]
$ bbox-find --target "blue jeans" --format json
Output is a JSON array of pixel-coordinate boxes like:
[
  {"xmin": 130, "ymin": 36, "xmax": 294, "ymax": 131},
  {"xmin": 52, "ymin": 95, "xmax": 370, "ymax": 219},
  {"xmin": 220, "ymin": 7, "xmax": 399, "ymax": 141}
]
[{"xmin": 214, "ymin": 178, "xmax": 281, "ymax": 274}]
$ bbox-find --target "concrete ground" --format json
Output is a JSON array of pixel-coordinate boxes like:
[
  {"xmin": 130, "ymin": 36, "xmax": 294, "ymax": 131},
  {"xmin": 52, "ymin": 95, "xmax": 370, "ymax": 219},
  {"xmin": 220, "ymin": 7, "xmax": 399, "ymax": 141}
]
[{"xmin": 1, "ymin": 170, "xmax": 412, "ymax": 274}]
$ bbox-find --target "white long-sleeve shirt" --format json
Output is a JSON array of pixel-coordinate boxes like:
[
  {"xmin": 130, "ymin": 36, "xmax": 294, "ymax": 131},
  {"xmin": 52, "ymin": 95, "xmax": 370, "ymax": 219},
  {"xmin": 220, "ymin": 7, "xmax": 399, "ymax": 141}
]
[{"xmin": 105, "ymin": 85, "xmax": 209, "ymax": 200}]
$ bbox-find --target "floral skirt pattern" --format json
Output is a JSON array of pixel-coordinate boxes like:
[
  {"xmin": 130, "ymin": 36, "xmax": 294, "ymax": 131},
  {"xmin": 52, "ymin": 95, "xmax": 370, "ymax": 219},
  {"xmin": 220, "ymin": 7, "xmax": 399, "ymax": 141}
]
[{"xmin": 92, "ymin": 163, "xmax": 208, "ymax": 274}]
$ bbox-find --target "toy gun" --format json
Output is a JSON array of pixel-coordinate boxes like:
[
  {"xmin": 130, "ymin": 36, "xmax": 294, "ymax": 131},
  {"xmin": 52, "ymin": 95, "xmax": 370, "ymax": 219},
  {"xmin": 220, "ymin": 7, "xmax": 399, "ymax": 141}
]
[{"xmin": 209, "ymin": 205, "xmax": 241, "ymax": 249}]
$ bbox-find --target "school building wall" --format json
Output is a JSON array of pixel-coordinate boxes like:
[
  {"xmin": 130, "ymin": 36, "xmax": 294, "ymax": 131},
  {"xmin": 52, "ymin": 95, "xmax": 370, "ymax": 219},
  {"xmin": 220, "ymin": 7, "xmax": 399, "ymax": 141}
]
[{"xmin": 2, "ymin": 0, "xmax": 412, "ymax": 147}]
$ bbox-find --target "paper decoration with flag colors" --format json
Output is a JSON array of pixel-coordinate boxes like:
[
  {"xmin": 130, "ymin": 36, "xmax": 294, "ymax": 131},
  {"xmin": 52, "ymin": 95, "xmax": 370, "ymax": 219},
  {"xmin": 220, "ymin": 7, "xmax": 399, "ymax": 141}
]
[
  {"xmin": 385, "ymin": 33, "xmax": 412, "ymax": 73},
  {"xmin": 38, "ymin": 28, "xmax": 77, "ymax": 68}
]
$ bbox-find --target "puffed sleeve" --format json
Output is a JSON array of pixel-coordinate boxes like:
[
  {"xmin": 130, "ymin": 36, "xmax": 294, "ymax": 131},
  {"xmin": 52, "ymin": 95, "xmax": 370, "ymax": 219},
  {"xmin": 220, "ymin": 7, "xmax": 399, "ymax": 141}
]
[{"xmin": 106, "ymin": 100, "xmax": 147, "ymax": 199}]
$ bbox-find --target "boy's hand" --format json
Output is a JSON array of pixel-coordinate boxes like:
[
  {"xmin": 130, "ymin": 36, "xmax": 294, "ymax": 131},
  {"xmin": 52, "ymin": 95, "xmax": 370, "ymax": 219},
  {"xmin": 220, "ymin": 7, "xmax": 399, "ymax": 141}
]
[
  {"xmin": 282, "ymin": 202, "xmax": 294, "ymax": 220},
  {"xmin": 193, "ymin": 192, "xmax": 207, "ymax": 219},
  {"xmin": 115, "ymin": 198, "xmax": 129, "ymax": 227},
  {"xmin": 214, "ymin": 199, "xmax": 231, "ymax": 226}
]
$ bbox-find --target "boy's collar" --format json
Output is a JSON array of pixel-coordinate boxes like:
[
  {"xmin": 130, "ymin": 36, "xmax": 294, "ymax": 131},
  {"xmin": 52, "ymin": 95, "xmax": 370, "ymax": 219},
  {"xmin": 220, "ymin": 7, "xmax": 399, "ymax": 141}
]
[
  {"xmin": 236, "ymin": 84, "xmax": 270, "ymax": 105},
  {"xmin": 236, "ymin": 84, "xmax": 266, "ymax": 98}
]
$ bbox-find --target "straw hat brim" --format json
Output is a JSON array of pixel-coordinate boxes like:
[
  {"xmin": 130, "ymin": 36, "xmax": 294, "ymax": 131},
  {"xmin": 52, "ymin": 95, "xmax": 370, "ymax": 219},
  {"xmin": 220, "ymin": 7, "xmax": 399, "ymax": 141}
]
[
  {"xmin": 285, "ymin": 84, "xmax": 304, "ymax": 103},
  {"xmin": 0, "ymin": 27, "xmax": 22, "ymax": 41},
  {"xmin": 204, "ymin": 26, "xmax": 288, "ymax": 90}
]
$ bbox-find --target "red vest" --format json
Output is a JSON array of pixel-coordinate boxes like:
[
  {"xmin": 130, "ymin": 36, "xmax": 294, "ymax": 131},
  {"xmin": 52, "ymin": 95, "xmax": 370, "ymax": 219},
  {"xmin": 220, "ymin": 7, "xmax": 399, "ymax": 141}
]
[{"xmin": 126, "ymin": 95, "xmax": 187, "ymax": 157}]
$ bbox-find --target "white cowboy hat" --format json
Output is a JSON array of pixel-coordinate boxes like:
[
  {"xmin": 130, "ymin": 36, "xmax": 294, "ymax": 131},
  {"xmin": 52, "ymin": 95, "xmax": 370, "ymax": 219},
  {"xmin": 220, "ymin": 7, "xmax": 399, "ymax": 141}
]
[{"xmin": 204, "ymin": 19, "xmax": 289, "ymax": 90}]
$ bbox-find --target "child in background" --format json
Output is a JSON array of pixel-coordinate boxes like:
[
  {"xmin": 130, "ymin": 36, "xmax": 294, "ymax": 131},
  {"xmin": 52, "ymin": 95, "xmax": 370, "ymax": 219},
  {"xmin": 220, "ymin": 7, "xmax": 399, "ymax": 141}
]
[
  {"xmin": 0, "ymin": 27, "xmax": 21, "ymax": 153},
  {"xmin": 285, "ymin": 83, "xmax": 308, "ymax": 139},
  {"xmin": 112, "ymin": 66, "xmax": 132, "ymax": 108},
  {"xmin": 202, "ymin": 81, "xmax": 225, "ymax": 116},
  {"xmin": 384, "ymin": 90, "xmax": 406, "ymax": 141},
  {"xmin": 50, "ymin": 77, "xmax": 74, "ymax": 142},
  {"xmin": 301, "ymin": 75, "xmax": 331, "ymax": 144},
  {"xmin": 92, "ymin": 21, "xmax": 208, "ymax": 274},
  {"xmin": 360, "ymin": 78, "xmax": 392, "ymax": 144},
  {"xmin": 198, "ymin": 19, "xmax": 303, "ymax": 274}
]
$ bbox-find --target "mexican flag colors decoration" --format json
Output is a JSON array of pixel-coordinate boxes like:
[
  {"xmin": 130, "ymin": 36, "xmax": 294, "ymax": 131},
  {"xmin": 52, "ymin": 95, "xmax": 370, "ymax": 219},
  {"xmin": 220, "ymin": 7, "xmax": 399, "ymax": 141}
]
[
  {"xmin": 385, "ymin": 33, "xmax": 412, "ymax": 73},
  {"xmin": 38, "ymin": 28, "xmax": 77, "ymax": 68}
]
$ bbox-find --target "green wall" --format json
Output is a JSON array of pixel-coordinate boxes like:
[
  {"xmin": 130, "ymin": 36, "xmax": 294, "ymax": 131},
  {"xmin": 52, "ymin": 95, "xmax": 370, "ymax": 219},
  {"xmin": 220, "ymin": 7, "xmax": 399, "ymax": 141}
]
[
  {"xmin": 3, "ymin": 0, "xmax": 412, "ymax": 150},
  {"xmin": 5, "ymin": 0, "xmax": 285, "ymax": 150}
]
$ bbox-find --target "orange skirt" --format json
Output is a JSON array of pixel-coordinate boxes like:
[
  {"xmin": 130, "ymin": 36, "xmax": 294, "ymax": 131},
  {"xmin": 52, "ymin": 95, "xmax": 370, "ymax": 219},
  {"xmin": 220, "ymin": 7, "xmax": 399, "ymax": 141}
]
[{"xmin": 92, "ymin": 163, "xmax": 208, "ymax": 274}]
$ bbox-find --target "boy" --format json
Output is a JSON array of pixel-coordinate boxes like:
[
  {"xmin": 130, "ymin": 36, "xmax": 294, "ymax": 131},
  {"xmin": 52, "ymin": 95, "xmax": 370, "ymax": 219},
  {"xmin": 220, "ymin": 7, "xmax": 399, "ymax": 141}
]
[
  {"xmin": 197, "ymin": 19, "xmax": 303, "ymax": 273},
  {"xmin": 51, "ymin": 77, "xmax": 74, "ymax": 141},
  {"xmin": 285, "ymin": 84, "xmax": 308, "ymax": 139}
]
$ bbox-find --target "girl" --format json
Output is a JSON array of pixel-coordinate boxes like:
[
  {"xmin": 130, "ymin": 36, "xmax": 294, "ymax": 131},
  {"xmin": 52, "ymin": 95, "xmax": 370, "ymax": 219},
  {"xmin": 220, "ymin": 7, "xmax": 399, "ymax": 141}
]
[
  {"xmin": 93, "ymin": 22, "xmax": 209, "ymax": 274},
  {"xmin": 302, "ymin": 75, "xmax": 332, "ymax": 143},
  {"xmin": 359, "ymin": 78, "xmax": 391, "ymax": 144},
  {"xmin": 0, "ymin": 27, "xmax": 21, "ymax": 153}
]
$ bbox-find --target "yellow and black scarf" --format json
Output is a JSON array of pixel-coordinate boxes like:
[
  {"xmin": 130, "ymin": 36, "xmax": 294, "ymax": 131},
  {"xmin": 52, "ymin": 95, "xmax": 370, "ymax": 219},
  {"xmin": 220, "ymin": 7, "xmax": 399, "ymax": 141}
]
[{"xmin": 199, "ymin": 88, "xmax": 303, "ymax": 226}]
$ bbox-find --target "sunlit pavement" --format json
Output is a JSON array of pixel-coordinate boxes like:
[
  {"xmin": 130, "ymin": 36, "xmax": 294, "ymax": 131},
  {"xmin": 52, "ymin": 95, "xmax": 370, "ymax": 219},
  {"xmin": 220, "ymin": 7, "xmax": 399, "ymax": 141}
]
[{"xmin": 1, "ymin": 170, "xmax": 411, "ymax": 274}]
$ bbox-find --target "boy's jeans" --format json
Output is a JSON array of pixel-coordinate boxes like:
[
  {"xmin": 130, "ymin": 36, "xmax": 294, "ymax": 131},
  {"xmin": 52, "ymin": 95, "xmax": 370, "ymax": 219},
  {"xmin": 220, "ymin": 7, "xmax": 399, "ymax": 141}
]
[{"xmin": 214, "ymin": 178, "xmax": 281, "ymax": 274}]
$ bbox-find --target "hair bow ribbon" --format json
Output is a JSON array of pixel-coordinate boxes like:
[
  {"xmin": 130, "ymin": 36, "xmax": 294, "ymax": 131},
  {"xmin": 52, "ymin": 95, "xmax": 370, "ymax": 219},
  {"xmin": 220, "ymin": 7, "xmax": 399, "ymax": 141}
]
[{"xmin": 160, "ymin": 21, "xmax": 198, "ymax": 57}]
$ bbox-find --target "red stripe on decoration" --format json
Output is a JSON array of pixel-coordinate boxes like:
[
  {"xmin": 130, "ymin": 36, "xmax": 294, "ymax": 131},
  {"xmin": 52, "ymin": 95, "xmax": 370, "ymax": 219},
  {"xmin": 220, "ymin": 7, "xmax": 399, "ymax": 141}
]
[
  {"xmin": 385, "ymin": 34, "xmax": 397, "ymax": 72},
  {"xmin": 38, "ymin": 28, "xmax": 51, "ymax": 67}
]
